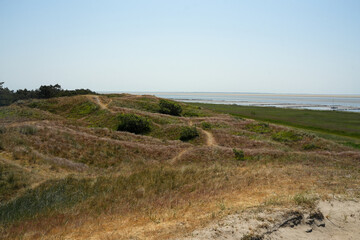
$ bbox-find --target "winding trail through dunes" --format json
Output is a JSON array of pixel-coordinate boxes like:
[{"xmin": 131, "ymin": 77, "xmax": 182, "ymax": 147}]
[
  {"xmin": 202, "ymin": 129, "xmax": 216, "ymax": 146},
  {"xmin": 87, "ymin": 95, "xmax": 114, "ymax": 113},
  {"xmin": 170, "ymin": 148, "xmax": 189, "ymax": 163},
  {"xmin": 187, "ymin": 119, "xmax": 217, "ymax": 146},
  {"xmin": 171, "ymin": 120, "xmax": 218, "ymax": 163}
]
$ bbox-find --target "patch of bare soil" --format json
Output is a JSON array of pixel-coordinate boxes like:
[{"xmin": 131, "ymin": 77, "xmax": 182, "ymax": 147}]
[{"xmin": 180, "ymin": 199, "xmax": 360, "ymax": 240}]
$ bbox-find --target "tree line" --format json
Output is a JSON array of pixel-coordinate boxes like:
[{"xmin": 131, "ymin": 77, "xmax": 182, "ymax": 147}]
[{"xmin": 0, "ymin": 82, "xmax": 96, "ymax": 106}]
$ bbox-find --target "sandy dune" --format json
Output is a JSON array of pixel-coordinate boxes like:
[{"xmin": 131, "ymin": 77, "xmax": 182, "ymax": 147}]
[{"xmin": 180, "ymin": 199, "xmax": 360, "ymax": 240}]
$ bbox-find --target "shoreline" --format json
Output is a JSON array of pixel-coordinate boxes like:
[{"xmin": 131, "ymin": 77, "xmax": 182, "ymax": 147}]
[
  {"xmin": 179, "ymin": 99, "xmax": 360, "ymax": 112},
  {"xmin": 99, "ymin": 91, "xmax": 360, "ymax": 98},
  {"xmin": 98, "ymin": 92, "xmax": 360, "ymax": 112}
]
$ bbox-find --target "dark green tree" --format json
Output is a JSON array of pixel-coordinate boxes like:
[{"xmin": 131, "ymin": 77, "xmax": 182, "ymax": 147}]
[
  {"xmin": 0, "ymin": 82, "xmax": 14, "ymax": 106},
  {"xmin": 0, "ymin": 82, "xmax": 96, "ymax": 106},
  {"xmin": 38, "ymin": 84, "xmax": 62, "ymax": 99}
]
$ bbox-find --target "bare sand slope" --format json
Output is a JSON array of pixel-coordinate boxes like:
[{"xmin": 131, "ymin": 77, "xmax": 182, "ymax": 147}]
[
  {"xmin": 180, "ymin": 199, "xmax": 360, "ymax": 240},
  {"xmin": 268, "ymin": 200, "xmax": 360, "ymax": 240}
]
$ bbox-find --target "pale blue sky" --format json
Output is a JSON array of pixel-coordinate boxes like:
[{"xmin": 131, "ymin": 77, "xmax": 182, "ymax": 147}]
[{"xmin": 0, "ymin": 0, "xmax": 359, "ymax": 94}]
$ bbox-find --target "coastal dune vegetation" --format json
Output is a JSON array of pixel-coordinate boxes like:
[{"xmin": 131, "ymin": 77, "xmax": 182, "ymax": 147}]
[{"xmin": 0, "ymin": 89, "xmax": 359, "ymax": 239}]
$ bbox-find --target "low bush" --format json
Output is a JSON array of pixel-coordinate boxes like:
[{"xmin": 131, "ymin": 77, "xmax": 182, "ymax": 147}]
[
  {"xmin": 303, "ymin": 143, "xmax": 319, "ymax": 150},
  {"xmin": 272, "ymin": 130, "xmax": 302, "ymax": 142},
  {"xmin": 159, "ymin": 99, "xmax": 182, "ymax": 116},
  {"xmin": 201, "ymin": 122, "xmax": 212, "ymax": 130},
  {"xmin": 117, "ymin": 113, "xmax": 151, "ymax": 134},
  {"xmin": 233, "ymin": 148, "xmax": 245, "ymax": 161},
  {"xmin": 179, "ymin": 126, "xmax": 199, "ymax": 141},
  {"xmin": 246, "ymin": 122, "xmax": 271, "ymax": 134}
]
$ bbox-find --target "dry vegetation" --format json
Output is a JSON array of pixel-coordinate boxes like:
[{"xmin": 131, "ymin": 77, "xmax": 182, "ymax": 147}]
[{"xmin": 0, "ymin": 94, "xmax": 359, "ymax": 239}]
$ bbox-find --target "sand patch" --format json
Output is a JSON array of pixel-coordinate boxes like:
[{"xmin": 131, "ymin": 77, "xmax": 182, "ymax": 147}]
[{"xmin": 180, "ymin": 199, "xmax": 360, "ymax": 240}]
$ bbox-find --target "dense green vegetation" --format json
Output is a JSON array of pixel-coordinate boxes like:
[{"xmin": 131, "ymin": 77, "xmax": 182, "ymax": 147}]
[
  {"xmin": 201, "ymin": 121, "xmax": 212, "ymax": 130},
  {"xmin": 190, "ymin": 103, "xmax": 360, "ymax": 139},
  {"xmin": 179, "ymin": 126, "xmax": 199, "ymax": 141},
  {"xmin": 272, "ymin": 130, "xmax": 302, "ymax": 142},
  {"xmin": 246, "ymin": 122, "xmax": 271, "ymax": 134},
  {"xmin": 233, "ymin": 148, "xmax": 245, "ymax": 161},
  {"xmin": 0, "ymin": 82, "xmax": 96, "ymax": 106},
  {"xmin": 117, "ymin": 113, "xmax": 151, "ymax": 134},
  {"xmin": 159, "ymin": 99, "xmax": 182, "ymax": 116}
]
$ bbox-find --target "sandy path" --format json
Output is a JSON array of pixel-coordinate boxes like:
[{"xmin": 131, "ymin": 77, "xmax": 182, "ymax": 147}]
[
  {"xmin": 202, "ymin": 129, "xmax": 216, "ymax": 146},
  {"xmin": 87, "ymin": 95, "xmax": 114, "ymax": 113},
  {"xmin": 170, "ymin": 120, "xmax": 218, "ymax": 163},
  {"xmin": 170, "ymin": 148, "xmax": 189, "ymax": 163}
]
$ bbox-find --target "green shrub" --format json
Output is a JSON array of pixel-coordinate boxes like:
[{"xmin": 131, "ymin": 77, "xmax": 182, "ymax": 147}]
[
  {"xmin": 233, "ymin": 149, "xmax": 245, "ymax": 161},
  {"xmin": 117, "ymin": 113, "xmax": 151, "ymax": 134},
  {"xmin": 182, "ymin": 111, "xmax": 199, "ymax": 117},
  {"xmin": 159, "ymin": 99, "xmax": 182, "ymax": 116},
  {"xmin": 179, "ymin": 126, "xmax": 199, "ymax": 141},
  {"xmin": 201, "ymin": 122, "xmax": 212, "ymax": 130},
  {"xmin": 303, "ymin": 143, "xmax": 319, "ymax": 150},
  {"xmin": 246, "ymin": 122, "xmax": 271, "ymax": 134},
  {"xmin": 272, "ymin": 130, "xmax": 301, "ymax": 142}
]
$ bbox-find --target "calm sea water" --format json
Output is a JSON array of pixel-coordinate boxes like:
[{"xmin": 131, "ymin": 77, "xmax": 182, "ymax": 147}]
[{"xmin": 103, "ymin": 92, "xmax": 360, "ymax": 112}]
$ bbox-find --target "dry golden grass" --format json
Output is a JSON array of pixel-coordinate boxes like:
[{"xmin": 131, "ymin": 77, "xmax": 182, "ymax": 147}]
[{"xmin": 0, "ymin": 94, "xmax": 359, "ymax": 240}]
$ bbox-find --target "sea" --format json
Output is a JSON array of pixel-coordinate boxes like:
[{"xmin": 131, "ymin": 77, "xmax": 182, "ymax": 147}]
[{"xmin": 102, "ymin": 92, "xmax": 360, "ymax": 113}]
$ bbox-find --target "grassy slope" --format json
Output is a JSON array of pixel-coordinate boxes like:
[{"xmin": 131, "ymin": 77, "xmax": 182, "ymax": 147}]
[
  {"xmin": 190, "ymin": 103, "xmax": 360, "ymax": 146},
  {"xmin": 0, "ymin": 95, "xmax": 359, "ymax": 239}
]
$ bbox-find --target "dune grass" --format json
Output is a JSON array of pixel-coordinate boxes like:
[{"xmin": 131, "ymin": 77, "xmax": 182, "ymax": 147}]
[
  {"xmin": 189, "ymin": 103, "xmax": 360, "ymax": 138},
  {"xmin": 189, "ymin": 103, "xmax": 360, "ymax": 149},
  {"xmin": 0, "ymin": 94, "xmax": 360, "ymax": 239}
]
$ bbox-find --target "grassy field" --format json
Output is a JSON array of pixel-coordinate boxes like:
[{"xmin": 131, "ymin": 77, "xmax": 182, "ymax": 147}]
[
  {"xmin": 0, "ymin": 94, "xmax": 359, "ymax": 239},
  {"xmin": 190, "ymin": 103, "xmax": 360, "ymax": 143}
]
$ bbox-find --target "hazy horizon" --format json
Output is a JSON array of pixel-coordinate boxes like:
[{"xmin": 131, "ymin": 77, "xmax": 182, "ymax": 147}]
[
  {"xmin": 100, "ymin": 91, "xmax": 360, "ymax": 96},
  {"xmin": 1, "ymin": 0, "xmax": 360, "ymax": 94}
]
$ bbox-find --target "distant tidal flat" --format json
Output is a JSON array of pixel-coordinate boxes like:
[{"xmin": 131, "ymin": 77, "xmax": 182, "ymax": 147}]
[{"xmin": 101, "ymin": 92, "xmax": 360, "ymax": 112}]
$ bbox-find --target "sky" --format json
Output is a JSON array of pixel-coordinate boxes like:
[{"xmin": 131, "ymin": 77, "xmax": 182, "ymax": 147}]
[{"xmin": 0, "ymin": 0, "xmax": 359, "ymax": 94}]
